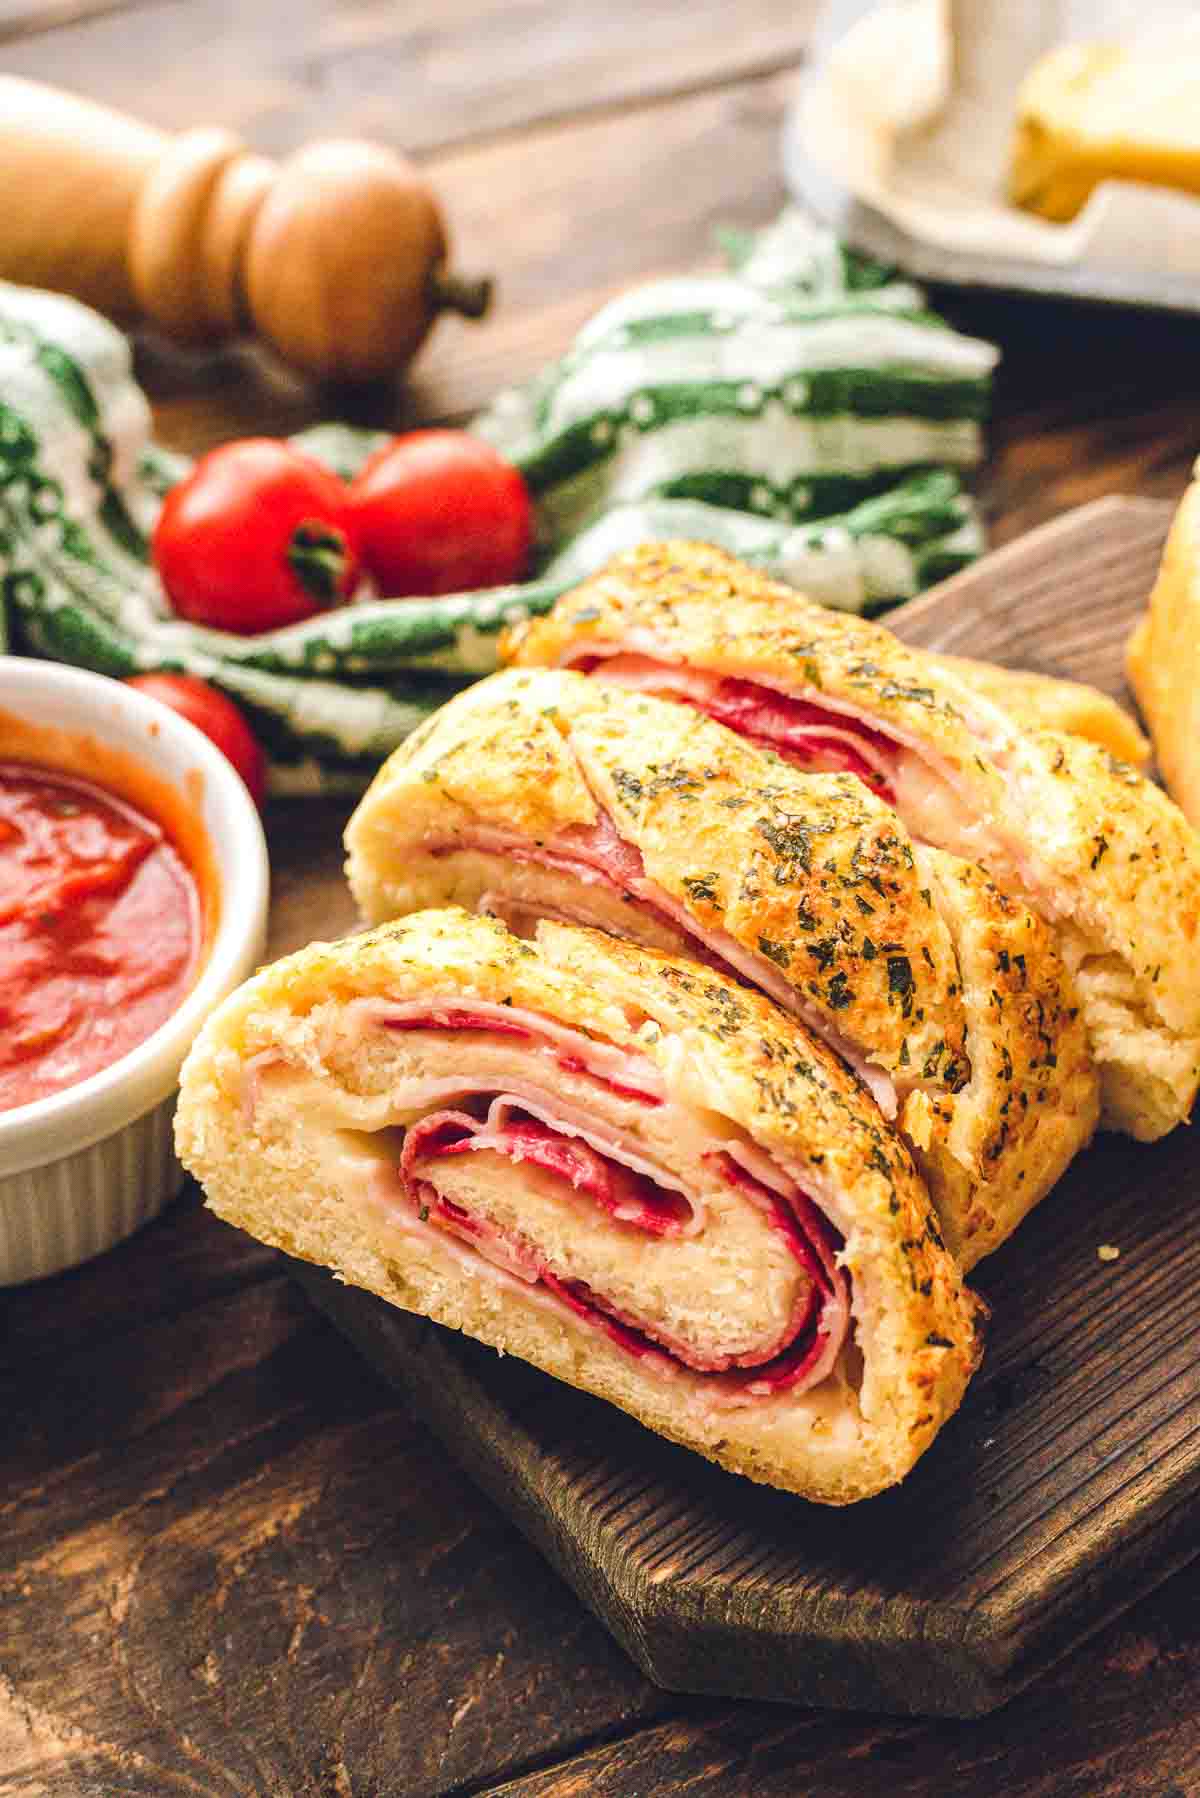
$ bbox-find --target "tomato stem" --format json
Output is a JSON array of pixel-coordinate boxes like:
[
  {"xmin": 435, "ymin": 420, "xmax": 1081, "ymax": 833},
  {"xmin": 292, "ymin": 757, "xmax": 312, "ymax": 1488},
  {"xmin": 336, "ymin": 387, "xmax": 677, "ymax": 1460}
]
[
  {"xmin": 428, "ymin": 267, "xmax": 494, "ymax": 320},
  {"xmin": 287, "ymin": 521, "xmax": 351, "ymax": 606}
]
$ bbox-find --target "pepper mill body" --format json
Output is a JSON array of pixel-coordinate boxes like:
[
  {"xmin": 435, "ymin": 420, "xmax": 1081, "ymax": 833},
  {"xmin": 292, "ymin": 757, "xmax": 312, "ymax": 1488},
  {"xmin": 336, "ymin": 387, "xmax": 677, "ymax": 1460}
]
[{"xmin": 0, "ymin": 77, "xmax": 490, "ymax": 381}]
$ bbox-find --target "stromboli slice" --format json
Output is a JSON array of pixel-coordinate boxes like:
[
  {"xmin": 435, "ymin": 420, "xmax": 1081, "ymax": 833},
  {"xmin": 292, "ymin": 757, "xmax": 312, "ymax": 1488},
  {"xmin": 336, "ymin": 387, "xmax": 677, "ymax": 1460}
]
[
  {"xmin": 174, "ymin": 908, "xmax": 983, "ymax": 1503},
  {"xmin": 345, "ymin": 669, "xmax": 1098, "ymax": 1267},
  {"xmin": 505, "ymin": 540, "xmax": 1200, "ymax": 1139},
  {"xmin": 346, "ymin": 668, "xmax": 964, "ymax": 1118}
]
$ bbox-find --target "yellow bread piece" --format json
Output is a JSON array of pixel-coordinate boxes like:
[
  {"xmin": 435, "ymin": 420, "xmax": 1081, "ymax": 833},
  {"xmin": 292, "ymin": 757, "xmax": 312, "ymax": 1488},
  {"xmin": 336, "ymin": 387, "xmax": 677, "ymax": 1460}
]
[
  {"xmin": 1128, "ymin": 476, "xmax": 1200, "ymax": 827},
  {"xmin": 930, "ymin": 653, "xmax": 1150, "ymax": 769},
  {"xmin": 1011, "ymin": 41, "xmax": 1200, "ymax": 224}
]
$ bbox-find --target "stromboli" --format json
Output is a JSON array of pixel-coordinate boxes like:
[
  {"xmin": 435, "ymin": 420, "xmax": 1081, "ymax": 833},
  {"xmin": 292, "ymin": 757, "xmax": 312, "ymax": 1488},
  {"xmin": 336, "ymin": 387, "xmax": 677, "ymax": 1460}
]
[
  {"xmin": 345, "ymin": 669, "xmax": 1098, "ymax": 1267},
  {"xmin": 505, "ymin": 540, "xmax": 1200, "ymax": 1141},
  {"xmin": 174, "ymin": 908, "xmax": 983, "ymax": 1503}
]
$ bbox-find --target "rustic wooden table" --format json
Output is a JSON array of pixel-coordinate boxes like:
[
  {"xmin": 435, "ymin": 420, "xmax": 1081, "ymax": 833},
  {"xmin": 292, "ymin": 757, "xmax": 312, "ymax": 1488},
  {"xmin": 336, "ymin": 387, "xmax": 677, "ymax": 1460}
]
[{"xmin": 4, "ymin": 5, "xmax": 1200, "ymax": 1794}]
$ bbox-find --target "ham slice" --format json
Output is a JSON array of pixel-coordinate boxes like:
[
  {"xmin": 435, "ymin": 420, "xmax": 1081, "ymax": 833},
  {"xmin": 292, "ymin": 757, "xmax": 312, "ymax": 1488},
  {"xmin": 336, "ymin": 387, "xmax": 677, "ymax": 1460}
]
[
  {"xmin": 397, "ymin": 1090, "xmax": 849, "ymax": 1397},
  {"xmin": 376, "ymin": 997, "xmax": 666, "ymax": 1104},
  {"xmin": 582, "ymin": 653, "xmax": 898, "ymax": 800},
  {"xmin": 403, "ymin": 1109, "xmax": 691, "ymax": 1234}
]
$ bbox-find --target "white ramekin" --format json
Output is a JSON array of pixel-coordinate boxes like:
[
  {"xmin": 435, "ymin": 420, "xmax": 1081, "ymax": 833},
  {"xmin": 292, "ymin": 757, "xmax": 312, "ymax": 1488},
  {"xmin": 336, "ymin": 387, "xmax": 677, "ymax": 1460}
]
[{"xmin": 0, "ymin": 657, "xmax": 269, "ymax": 1283}]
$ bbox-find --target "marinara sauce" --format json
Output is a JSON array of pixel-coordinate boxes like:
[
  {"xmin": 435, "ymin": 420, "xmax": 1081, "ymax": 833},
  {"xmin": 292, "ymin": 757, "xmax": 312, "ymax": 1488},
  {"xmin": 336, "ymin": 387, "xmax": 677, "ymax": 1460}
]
[{"xmin": 0, "ymin": 760, "xmax": 201, "ymax": 1112}]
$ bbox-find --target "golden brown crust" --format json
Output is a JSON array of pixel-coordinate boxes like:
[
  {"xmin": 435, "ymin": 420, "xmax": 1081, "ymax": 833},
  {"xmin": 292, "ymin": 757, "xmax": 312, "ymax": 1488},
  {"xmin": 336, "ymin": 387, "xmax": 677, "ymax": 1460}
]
[
  {"xmin": 506, "ymin": 540, "xmax": 1200, "ymax": 1133},
  {"xmin": 347, "ymin": 667, "xmax": 966, "ymax": 1091},
  {"xmin": 907, "ymin": 849, "xmax": 1099, "ymax": 1267},
  {"xmin": 1010, "ymin": 730, "xmax": 1200, "ymax": 1137},
  {"xmin": 504, "ymin": 539, "xmax": 1014, "ymax": 805},
  {"xmin": 1128, "ymin": 477, "xmax": 1200, "ymax": 826},
  {"xmin": 1016, "ymin": 729, "xmax": 1200, "ymax": 1032},
  {"xmin": 175, "ymin": 907, "xmax": 983, "ymax": 1504},
  {"xmin": 930, "ymin": 653, "xmax": 1150, "ymax": 768}
]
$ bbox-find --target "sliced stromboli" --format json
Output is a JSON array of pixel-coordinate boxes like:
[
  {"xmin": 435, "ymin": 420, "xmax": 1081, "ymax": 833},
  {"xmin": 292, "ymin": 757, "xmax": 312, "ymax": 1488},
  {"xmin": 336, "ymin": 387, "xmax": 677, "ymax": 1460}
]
[
  {"xmin": 344, "ymin": 669, "xmax": 1099, "ymax": 1267},
  {"xmin": 175, "ymin": 909, "xmax": 983, "ymax": 1503},
  {"xmin": 346, "ymin": 668, "xmax": 964, "ymax": 1119},
  {"xmin": 505, "ymin": 540, "xmax": 1200, "ymax": 1140}
]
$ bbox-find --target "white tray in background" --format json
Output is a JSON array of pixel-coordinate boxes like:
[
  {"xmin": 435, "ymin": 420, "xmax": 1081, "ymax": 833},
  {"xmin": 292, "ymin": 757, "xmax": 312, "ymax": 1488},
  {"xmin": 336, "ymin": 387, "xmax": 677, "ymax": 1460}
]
[{"xmin": 784, "ymin": 0, "xmax": 1200, "ymax": 312}]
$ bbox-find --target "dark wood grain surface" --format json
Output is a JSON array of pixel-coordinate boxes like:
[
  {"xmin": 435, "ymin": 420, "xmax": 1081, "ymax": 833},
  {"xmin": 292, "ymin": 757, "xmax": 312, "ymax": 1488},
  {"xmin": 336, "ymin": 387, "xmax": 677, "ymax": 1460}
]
[{"xmin": 3, "ymin": 6, "xmax": 1200, "ymax": 1793}]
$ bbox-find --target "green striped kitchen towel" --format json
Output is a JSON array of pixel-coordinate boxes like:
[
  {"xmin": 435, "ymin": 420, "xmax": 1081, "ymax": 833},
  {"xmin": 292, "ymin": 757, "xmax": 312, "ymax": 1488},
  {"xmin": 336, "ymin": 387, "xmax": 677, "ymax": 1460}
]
[{"xmin": 0, "ymin": 210, "xmax": 997, "ymax": 793}]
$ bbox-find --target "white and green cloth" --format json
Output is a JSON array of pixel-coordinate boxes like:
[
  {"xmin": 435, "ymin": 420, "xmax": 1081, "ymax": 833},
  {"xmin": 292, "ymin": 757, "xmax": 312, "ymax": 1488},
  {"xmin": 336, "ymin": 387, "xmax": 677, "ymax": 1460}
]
[{"xmin": 0, "ymin": 211, "xmax": 997, "ymax": 793}]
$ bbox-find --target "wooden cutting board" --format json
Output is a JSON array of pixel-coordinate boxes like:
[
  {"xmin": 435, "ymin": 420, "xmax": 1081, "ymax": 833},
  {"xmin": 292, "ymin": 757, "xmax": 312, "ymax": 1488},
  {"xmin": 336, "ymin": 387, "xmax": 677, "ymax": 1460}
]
[{"xmin": 292, "ymin": 495, "xmax": 1200, "ymax": 1719}]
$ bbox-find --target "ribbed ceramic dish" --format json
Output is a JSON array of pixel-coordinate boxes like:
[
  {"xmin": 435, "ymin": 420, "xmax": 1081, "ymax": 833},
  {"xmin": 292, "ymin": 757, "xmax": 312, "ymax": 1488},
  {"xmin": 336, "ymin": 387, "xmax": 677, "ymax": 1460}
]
[{"xmin": 0, "ymin": 658, "xmax": 269, "ymax": 1283}]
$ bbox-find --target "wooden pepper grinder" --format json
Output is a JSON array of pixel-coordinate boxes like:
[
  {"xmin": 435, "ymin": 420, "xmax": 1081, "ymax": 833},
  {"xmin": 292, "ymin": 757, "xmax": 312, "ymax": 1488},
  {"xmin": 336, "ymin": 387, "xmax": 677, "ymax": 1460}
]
[{"xmin": 0, "ymin": 77, "xmax": 492, "ymax": 382}]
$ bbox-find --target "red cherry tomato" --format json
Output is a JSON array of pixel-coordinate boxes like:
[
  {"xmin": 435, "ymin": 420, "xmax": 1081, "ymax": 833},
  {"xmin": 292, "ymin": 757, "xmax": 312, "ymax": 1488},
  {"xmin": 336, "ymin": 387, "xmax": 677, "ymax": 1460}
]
[
  {"xmin": 348, "ymin": 429, "xmax": 533, "ymax": 597},
  {"xmin": 125, "ymin": 675, "xmax": 267, "ymax": 807},
  {"xmin": 153, "ymin": 438, "xmax": 359, "ymax": 634}
]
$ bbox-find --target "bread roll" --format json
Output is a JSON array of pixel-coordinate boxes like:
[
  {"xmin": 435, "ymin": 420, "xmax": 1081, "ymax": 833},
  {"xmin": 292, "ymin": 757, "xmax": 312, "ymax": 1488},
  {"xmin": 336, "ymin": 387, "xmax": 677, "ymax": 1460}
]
[
  {"xmin": 1127, "ymin": 474, "xmax": 1200, "ymax": 827},
  {"xmin": 175, "ymin": 908, "xmax": 983, "ymax": 1503}
]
